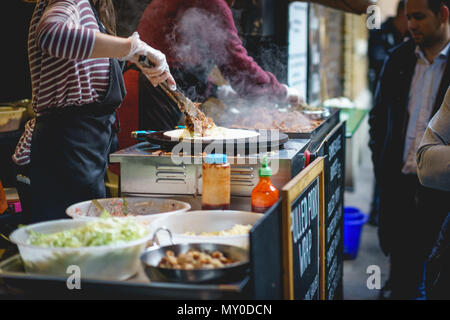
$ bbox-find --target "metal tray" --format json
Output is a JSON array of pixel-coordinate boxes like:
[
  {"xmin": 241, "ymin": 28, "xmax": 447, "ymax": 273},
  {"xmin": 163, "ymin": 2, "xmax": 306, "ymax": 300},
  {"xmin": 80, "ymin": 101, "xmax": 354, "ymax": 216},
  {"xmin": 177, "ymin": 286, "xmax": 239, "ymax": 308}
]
[{"xmin": 0, "ymin": 254, "xmax": 250, "ymax": 299}]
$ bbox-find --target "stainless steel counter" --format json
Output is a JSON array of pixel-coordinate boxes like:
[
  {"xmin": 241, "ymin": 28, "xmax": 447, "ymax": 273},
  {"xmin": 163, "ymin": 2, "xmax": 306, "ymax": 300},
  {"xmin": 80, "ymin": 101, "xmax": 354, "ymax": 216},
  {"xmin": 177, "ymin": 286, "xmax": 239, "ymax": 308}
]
[{"xmin": 110, "ymin": 139, "xmax": 309, "ymax": 198}]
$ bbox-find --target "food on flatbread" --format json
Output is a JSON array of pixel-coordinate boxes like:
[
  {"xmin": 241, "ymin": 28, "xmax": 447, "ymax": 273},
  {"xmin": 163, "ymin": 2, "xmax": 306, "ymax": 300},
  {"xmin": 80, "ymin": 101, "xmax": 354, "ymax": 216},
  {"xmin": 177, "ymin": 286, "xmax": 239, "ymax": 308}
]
[{"xmin": 163, "ymin": 127, "xmax": 259, "ymax": 141}]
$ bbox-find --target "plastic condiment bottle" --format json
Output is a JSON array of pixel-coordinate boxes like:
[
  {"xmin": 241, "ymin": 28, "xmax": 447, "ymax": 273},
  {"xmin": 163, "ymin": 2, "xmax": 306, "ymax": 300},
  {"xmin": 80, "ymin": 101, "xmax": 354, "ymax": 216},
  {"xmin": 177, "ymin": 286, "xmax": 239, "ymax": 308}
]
[
  {"xmin": 251, "ymin": 158, "xmax": 279, "ymax": 213},
  {"xmin": 202, "ymin": 154, "xmax": 231, "ymax": 210}
]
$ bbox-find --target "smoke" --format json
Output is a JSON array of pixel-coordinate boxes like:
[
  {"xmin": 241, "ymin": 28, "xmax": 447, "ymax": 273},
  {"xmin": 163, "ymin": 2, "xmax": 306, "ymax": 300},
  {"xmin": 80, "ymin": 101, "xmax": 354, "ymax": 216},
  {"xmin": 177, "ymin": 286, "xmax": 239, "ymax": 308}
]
[
  {"xmin": 168, "ymin": 7, "xmax": 231, "ymax": 68},
  {"xmin": 166, "ymin": 5, "xmax": 287, "ymax": 105}
]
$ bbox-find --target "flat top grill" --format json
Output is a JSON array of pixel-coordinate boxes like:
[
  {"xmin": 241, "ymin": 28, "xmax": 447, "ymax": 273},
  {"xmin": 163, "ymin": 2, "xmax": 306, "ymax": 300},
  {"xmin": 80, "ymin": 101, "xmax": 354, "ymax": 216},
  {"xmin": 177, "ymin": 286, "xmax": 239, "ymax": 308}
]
[
  {"xmin": 201, "ymin": 100, "xmax": 340, "ymax": 153},
  {"xmin": 143, "ymin": 129, "xmax": 289, "ymax": 155}
]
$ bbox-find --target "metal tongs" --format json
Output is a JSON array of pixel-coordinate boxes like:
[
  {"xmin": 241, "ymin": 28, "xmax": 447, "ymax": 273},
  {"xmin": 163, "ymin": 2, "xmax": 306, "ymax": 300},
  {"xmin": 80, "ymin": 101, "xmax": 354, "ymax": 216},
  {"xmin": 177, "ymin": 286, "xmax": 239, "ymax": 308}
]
[{"xmin": 137, "ymin": 56, "xmax": 200, "ymax": 118}]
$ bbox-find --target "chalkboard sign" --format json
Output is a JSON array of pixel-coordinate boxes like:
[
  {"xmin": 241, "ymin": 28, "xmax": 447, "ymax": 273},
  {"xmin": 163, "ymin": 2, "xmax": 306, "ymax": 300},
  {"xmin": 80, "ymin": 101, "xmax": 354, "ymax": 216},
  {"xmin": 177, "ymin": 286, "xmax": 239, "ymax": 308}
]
[
  {"xmin": 249, "ymin": 200, "xmax": 283, "ymax": 299},
  {"xmin": 282, "ymin": 157, "xmax": 325, "ymax": 300},
  {"xmin": 319, "ymin": 122, "xmax": 346, "ymax": 300}
]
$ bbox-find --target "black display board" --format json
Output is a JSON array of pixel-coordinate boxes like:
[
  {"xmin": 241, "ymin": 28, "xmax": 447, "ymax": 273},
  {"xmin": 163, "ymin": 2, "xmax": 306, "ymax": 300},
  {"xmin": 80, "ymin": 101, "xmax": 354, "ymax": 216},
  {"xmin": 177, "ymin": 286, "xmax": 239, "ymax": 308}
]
[
  {"xmin": 318, "ymin": 121, "xmax": 346, "ymax": 300},
  {"xmin": 282, "ymin": 157, "xmax": 325, "ymax": 300},
  {"xmin": 249, "ymin": 200, "xmax": 283, "ymax": 299},
  {"xmin": 291, "ymin": 177, "xmax": 320, "ymax": 300}
]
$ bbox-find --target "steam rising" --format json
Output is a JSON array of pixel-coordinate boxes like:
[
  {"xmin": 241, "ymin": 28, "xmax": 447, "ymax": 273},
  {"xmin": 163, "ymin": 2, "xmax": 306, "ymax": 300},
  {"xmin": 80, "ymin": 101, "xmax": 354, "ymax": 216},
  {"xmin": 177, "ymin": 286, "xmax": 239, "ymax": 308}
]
[
  {"xmin": 166, "ymin": 5, "xmax": 286, "ymax": 104},
  {"xmin": 168, "ymin": 7, "xmax": 230, "ymax": 67},
  {"xmin": 116, "ymin": 1, "xmax": 317, "ymax": 130}
]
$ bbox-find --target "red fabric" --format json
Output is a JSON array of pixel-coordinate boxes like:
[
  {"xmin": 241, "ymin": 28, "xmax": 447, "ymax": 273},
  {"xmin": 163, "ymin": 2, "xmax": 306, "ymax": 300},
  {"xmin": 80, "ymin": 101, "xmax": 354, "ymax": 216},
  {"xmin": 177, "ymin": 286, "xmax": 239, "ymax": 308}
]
[
  {"xmin": 108, "ymin": 67, "xmax": 140, "ymax": 176},
  {"xmin": 137, "ymin": 0, "xmax": 287, "ymax": 101}
]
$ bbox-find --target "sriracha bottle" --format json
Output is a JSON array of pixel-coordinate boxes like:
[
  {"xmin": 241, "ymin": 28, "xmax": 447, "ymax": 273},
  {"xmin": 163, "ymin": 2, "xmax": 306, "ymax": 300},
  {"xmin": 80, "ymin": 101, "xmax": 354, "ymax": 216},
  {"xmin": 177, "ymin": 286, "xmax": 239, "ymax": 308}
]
[{"xmin": 251, "ymin": 158, "xmax": 279, "ymax": 213}]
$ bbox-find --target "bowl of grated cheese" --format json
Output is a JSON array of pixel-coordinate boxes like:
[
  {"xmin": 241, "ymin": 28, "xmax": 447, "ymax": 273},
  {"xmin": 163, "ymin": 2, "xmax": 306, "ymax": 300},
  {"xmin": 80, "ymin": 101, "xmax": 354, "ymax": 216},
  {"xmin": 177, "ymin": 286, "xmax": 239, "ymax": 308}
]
[{"xmin": 148, "ymin": 211, "xmax": 263, "ymax": 249}]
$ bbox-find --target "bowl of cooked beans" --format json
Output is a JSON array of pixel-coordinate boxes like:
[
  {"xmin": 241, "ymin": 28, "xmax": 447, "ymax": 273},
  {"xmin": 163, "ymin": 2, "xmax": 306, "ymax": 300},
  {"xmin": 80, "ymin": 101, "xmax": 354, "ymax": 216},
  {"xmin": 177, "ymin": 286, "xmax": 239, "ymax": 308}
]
[{"xmin": 140, "ymin": 230, "xmax": 249, "ymax": 283}]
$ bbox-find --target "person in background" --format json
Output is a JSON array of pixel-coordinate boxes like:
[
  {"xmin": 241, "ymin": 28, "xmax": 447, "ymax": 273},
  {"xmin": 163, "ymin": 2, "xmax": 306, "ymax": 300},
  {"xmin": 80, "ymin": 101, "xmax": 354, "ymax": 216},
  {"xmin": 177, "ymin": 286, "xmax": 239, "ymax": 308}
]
[
  {"xmin": 416, "ymin": 86, "xmax": 450, "ymax": 299},
  {"xmin": 133, "ymin": 0, "xmax": 303, "ymax": 130},
  {"xmin": 12, "ymin": 0, "xmax": 175, "ymax": 223},
  {"xmin": 417, "ymin": 86, "xmax": 450, "ymax": 191},
  {"xmin": 369, "ymin": 0, "xmax": 450, "ymax": 299},
  {"xmin": 368, "ymin": 0, "xmax": 410, "ymax": 95},
  {"xmin": 425, "ymin": 212, "xmax": 450, "ymax": 299},
  {"xmin": 367, "ymin": 0, "xmax": 410, "ymax": 229}
]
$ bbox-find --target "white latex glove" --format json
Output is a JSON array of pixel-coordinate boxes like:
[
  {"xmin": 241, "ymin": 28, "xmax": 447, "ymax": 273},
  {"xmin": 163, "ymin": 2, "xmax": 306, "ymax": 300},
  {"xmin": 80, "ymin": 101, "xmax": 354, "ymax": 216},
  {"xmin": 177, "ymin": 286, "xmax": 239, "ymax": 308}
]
[
  {"xmin": 217, "ymin": 84, "xmax": 238, "ymax": 101},
  {"xmin": 121, "ymin": 32, "xmax": 176, "ymax": 90},
  {"xmin": 283, "ymin": 84, "xmax": 304, "ymax": 106}
]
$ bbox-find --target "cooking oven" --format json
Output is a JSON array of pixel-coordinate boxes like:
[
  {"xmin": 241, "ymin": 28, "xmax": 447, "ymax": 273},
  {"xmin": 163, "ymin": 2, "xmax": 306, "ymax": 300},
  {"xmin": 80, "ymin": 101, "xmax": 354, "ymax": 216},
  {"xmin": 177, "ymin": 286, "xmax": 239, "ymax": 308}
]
[{"xmin": 110, "ymin": 138, "xmax": 309, "ymax": 199}]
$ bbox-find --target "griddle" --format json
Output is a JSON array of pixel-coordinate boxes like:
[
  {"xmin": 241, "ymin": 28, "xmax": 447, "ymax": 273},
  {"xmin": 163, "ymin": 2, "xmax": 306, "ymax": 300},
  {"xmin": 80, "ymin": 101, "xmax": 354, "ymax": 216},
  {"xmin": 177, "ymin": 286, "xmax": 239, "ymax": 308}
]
[
  {"xmin": 284, "ymin": 107, "xmax": 341, "ymax": 152},
  {"xmin": 145, "ymin": 129, "xmax": 289, "ymax": 154}
]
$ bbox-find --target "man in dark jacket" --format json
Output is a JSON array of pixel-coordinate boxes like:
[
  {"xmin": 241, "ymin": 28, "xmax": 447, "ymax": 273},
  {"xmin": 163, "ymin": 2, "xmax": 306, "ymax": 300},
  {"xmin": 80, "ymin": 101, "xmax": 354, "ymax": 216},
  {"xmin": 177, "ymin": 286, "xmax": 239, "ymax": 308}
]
[
  {"xmin": 369, "ymin": 0, "xmax": 450, "ymax": 299},
  {"xmin": 367, "ymin": 1, "xmax": 410, "ymax": 228},
  {"xmin": 426, "ymin": 213, "xmax": 450, "ymax": 299},
  {"xmin": 368, "ymin": 0, "xmax": 409, "ymax": 95}
]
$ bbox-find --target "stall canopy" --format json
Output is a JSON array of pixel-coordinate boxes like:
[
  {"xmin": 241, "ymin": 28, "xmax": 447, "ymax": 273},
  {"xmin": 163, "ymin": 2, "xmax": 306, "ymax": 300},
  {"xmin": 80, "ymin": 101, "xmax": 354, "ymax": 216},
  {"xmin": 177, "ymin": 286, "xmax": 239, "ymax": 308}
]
[{"xmin": 298, "ymin": 0, "xmax": 377, "ymax": 14}]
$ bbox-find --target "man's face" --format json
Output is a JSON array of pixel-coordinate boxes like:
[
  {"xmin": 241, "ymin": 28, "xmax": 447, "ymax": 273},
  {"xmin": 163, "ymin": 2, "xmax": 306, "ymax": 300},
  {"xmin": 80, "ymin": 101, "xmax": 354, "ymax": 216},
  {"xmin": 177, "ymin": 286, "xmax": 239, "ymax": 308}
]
[{"xmin": 406, "ymin": 0, "xmax": 445, "ymax": 47}]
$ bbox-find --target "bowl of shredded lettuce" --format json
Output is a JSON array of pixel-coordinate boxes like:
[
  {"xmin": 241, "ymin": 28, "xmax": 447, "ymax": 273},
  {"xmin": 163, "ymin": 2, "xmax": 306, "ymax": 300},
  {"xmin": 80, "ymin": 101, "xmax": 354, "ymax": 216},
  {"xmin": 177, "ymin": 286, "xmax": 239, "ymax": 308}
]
[{"xmin": 9, "ymin": 218, "xmax": 152, "ymax": 280}]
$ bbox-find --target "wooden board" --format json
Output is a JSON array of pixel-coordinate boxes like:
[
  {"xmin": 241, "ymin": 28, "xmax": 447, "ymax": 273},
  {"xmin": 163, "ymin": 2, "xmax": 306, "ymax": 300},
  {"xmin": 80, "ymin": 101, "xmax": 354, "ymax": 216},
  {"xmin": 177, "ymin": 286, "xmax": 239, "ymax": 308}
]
[{"xmin": 281, "ymin": 157, "xmax": 325, "ymax": 300}]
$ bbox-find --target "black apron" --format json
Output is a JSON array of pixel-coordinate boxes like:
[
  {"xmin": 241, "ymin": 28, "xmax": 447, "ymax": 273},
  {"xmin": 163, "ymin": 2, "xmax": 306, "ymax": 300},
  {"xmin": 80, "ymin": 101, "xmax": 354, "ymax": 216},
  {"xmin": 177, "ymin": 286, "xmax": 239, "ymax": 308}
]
[{"xmin": 29, "ymin": 3, "xmax": 126, "ymax": 223}]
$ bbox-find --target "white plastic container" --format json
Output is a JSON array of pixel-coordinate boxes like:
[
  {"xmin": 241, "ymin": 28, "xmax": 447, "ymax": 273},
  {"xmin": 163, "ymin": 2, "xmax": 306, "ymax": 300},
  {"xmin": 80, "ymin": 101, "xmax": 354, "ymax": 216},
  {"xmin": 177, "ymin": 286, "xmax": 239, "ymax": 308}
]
[
  {"xmin": 149, "ymin": 210, "xmax": 263, "ymax": 249},
  {"xmin": 0, "ymin": 107, "xmax": 25, "ymax": 133},
  {"xmin": 9, "ymin": 219, "xmax": 153, "ymax": 280},
  {"xmin": 66, "ymin": 197, "xmax": 191, "ymax": 225}
]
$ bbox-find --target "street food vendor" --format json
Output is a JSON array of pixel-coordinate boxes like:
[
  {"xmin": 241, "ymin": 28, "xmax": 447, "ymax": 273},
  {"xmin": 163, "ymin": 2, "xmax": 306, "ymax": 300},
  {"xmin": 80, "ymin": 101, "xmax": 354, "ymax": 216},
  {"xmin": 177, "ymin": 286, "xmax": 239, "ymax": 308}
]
[
  {"xmin": 12, "ymin": 0, "xmax": 176, "ymax": 222},
  {"xmin": 133, "ymin": 0, "xmax": 303, "ymax": 130}
]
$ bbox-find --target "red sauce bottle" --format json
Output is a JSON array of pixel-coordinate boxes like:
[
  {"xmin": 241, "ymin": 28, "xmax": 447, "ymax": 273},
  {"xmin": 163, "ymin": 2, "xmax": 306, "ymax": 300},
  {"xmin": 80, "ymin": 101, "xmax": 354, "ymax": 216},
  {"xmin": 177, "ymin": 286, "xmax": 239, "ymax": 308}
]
[
  {"xmin": 0, "ymin": 180, "xmax": 7, "ymax": 215},
  {"xmin": 251, "ymin": 158, "xmax": 279, "ymax": 213}
]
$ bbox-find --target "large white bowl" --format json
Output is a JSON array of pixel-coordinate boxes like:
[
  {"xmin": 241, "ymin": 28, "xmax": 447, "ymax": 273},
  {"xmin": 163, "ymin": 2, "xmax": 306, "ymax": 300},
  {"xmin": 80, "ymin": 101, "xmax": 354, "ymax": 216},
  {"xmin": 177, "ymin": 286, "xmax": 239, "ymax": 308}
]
[
  {"xmin": 149, "ymin": 210, "xmax": 263, "ymax": 249},
  {"xmin": 66, "ymin": 197, "xmax": 191, "ymax": 225},
  {"xmin": 9, "ymin": 219, "xmax": 153, "ymax": 280},
  {"xmin": 0, "ymin": 106, "xmax": 25, "ymax": 133}
]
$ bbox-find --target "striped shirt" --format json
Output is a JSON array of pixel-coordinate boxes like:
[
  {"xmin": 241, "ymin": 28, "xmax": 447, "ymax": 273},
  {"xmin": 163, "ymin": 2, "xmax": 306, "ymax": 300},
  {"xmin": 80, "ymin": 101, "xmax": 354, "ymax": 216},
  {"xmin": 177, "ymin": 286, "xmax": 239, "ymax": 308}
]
[
  {"xmin": 12, "ymin": 118, "xmax": 35, "ymax": 166},
  {"xmin": 13, "ymin": 0, "xmax": 111, "ymax": 165}
]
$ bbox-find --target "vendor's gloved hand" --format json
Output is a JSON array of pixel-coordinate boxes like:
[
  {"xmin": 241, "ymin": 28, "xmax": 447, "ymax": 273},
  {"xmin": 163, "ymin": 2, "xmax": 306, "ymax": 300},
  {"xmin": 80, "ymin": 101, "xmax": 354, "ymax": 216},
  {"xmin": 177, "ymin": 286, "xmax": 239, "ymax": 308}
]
[
  {"xmin": 283, "ymin": 85, "xmax": 304, "ymax": 106},
  {"xmin": 121, "ymin": 32, "xmax": 176, "ymax": 90},
  {"xmin": 217, "ymin": 84, "xmax": 238, "ymax": 101}
]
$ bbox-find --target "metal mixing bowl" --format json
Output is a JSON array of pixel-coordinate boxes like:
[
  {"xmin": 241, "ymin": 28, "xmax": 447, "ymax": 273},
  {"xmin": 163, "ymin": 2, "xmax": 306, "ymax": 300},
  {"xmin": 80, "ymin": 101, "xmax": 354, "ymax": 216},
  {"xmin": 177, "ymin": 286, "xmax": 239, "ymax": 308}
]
[{"xmin": 140, "ymin": 240, "xmax": 249, "ymax": 284}]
